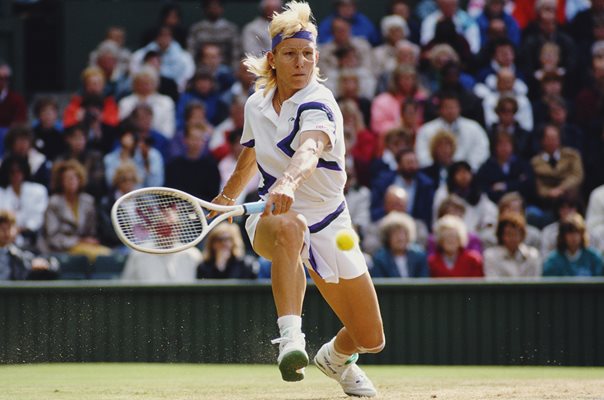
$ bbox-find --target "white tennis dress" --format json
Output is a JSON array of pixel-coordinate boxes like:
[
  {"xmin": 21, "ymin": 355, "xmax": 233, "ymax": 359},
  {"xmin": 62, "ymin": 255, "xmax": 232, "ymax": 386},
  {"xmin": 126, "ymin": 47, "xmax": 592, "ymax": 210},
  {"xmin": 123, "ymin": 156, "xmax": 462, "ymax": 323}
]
[{"xmin": 241, "ymin": 80, "xmax": 367, "ymax": 283}]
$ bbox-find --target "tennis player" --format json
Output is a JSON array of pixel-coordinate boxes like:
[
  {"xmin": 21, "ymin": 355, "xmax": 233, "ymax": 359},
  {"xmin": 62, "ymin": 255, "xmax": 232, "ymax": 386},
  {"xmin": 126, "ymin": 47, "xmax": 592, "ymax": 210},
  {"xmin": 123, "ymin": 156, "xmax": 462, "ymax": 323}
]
[{"xmin": 212, "ymin": 1, "xmax": 384, "ymax": 397}]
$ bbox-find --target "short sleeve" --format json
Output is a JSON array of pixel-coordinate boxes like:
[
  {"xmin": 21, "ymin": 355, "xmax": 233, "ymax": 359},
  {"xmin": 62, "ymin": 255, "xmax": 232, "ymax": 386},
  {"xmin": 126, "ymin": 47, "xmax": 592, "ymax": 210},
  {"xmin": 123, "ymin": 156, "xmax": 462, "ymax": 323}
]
[{"xmin": 298, "ymin": 102, "xmax": 337, "ymax": 151}]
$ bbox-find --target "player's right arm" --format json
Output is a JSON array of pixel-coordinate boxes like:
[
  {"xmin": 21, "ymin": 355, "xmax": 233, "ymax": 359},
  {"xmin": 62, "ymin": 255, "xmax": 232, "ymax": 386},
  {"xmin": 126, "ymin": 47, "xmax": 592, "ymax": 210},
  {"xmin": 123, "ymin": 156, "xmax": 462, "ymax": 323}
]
[{"xmin": 212, "ymin": 147, "xmax": 258, "ymax": 207}]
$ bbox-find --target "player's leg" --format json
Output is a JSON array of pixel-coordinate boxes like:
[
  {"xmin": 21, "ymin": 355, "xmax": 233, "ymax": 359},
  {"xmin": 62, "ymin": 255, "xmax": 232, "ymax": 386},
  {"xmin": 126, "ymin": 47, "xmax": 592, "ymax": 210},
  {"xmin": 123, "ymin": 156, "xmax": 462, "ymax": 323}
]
[
  {"xmin": 309, "ymin": 270, "xmax": 384, "ymax": 397},
  {"xmin": 253, "ymin": 211, "xmax": 309, "ymax": 382}
]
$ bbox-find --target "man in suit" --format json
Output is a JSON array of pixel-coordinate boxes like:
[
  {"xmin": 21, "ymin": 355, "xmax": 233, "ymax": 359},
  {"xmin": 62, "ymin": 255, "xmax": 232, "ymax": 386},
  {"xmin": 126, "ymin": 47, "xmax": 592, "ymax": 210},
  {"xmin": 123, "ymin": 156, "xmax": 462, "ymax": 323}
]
[
  {"xmin": 0, "ymin": 210, "xmax": 58, "ymax": 280},
  {"xmin": 371, "ymin": 149, "xmax": 435, "ymax": 229},
  {"xmin": 531, "ymin": 123, "xmax": 584, "ymax": 212}
]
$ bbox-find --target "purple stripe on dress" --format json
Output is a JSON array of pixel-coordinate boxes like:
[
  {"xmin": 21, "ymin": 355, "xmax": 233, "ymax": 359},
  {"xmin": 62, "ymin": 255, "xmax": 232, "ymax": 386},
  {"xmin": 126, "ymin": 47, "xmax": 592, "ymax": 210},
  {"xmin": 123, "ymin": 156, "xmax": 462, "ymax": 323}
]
[
  {"xmin": 276, "ymin": 102, "xmax": 342, "ymax": 171},
  {"xmin": 256, "ymin": 162, "xmax": 277, "ymax": 196},
  {"xmin": 242, "ymin": 139, "xmax": 255, "ymax": 148},
  {"xmin": 308, "ymin": 201, "xmax": 346, "ymax": 234},
  {"xmin": 307, "ymin": 244, "xmax": 322, "ymax": 277},
  {"xmin": 271, "ymin": 30, "xmax": 315, "ymax": 49}
]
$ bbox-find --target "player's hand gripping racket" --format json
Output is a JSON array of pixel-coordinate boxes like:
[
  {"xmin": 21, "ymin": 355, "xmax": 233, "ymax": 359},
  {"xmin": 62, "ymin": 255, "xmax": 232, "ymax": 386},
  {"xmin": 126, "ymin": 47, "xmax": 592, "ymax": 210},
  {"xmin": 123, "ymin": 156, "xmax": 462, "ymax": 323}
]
[{"xmin": 111, "ymin": 187, "xmax": 266, "ymax": 254}]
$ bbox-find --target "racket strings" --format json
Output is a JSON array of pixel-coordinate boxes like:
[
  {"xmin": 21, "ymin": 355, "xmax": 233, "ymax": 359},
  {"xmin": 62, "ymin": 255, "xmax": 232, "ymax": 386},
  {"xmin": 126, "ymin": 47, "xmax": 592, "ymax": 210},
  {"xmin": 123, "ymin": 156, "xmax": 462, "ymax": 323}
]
[{"xmin": 115, "ymin": 191, "xmax": 205, "ymax": 251}]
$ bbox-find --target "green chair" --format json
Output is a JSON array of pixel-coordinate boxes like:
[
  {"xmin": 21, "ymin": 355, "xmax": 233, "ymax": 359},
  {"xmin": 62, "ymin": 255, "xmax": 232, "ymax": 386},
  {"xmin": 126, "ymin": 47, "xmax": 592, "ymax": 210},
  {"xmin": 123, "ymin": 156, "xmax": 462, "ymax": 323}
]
[
  {"xmin": 54, "ymin": 254, "xmax": 90, "ymax": 280},
  {"xmin": 90, "ymin": 253, "xmax": 128, "ymax": 279}
]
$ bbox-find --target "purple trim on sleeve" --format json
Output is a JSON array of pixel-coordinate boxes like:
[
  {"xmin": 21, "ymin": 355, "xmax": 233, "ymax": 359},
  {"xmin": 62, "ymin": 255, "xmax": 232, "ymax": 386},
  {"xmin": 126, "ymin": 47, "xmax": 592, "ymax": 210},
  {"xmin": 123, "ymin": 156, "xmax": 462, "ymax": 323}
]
[
  {"xmin": 308, "ymin": 201, "xmax": 346, "ymax": 234},
  {"xmin": 276, "ymin": 101, "xmax": 342, "ymax": 171},
  {"xmin": 242, "ymin": 139, "xmax": 255, "ymax": 148},
  {"xmin": 256, "ymin": 162, "xmax": 277, "ymax": 196},
  {"xmin": 272, "ymin": 30, "xmax": 315, "ymax": 50}
]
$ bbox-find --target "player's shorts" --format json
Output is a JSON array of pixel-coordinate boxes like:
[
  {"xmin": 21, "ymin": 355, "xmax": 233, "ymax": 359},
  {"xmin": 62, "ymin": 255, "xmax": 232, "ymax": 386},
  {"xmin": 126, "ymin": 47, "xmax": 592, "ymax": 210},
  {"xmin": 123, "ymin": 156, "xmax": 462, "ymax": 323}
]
[{"xmin": 245, "ymin": 200, "xmax": 368, "ymax": 283}]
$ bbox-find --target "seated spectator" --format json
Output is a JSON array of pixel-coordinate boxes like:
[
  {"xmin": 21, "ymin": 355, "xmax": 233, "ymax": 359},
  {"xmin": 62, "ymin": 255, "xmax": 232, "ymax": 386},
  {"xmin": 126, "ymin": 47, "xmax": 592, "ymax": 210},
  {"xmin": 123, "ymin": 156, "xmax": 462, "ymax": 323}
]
[
  {"xmin": 89, "ymin": 26, "xmax": 132, "ymax": 84},
  {"xmin": 586, "ymin": 183, "xmax": 604, "ymax": 254},
  {"xmin": 428, "ymin": 214, "xmax": 484, "ymax": 277},
  {"xmin": 176, "ymin": 68, "xmax": 229, "ymax": 129},
  {"xmin": 530, "ymin": 123, "xmax": 584, "ymax": 217},
  {"xmin": 0, "ymin": 210, "xmax": 58, "ymax": 281},
  {"xmin": 476, "ymin": 0, "xmax": 521, "ymax": 48},
  {"xmin": 130, "ymin": 26, "xmax": 194, "ymax": 92},
  {"xmin": 242, "ymin": 0, "xmax": 283, "ymax": 57},
  {"xmin": 104, "ymin": 123, "xmax": 164, "ymax": 188},
  {"xmin": 165, "ymin": 123, "xmax": 220, "ymax": 202},
  {"xmin": 3, "ymin": 125, "xmax": 51, "ymax": 187},
  {"xmin": 519, "ymin": 0, "xmax": 576, "ymax": 95},
  {"xmin": 210, "ymin": 96, "xmax": 246, "ymax": 160},
  {"xmin": 323, "ymin": 45, "xmax": 376, "ymax": 100},
  {"xmin": 476, "ymin": 131, "xmax": 533, "ymax": 204},
  {"xmin": 372, "ymin": 15, "xmax": 409, "ymax": 79},
  {"xmin": 487, "ymin": 96, "xmax": 535, "ymax": 162},
  {"xmin": 55, "ymin": 124, "xmax": 107, "ymax": 200},
  {"xmin": 0, "ymin": 155, "xmax": 48, "ymax": 249},
  {"xmin": 197, "ymin": 222, "xmax": 257, "ymax": 279},
  {"xmin": 371, "ymin": 211, "xmax": 429, "ymax": 278},
  {"xmin": 195, "ymin": 43, "xmax": 236, "ymax": 95},
  {"xmin": 483, "ymin": 212, "xmax": 541, "ymax": 277},
  {"xmin": 339, "ymin": 99, "xmax": 379, "ymax": 187},
  {"xmin": 545, "ymin": 96, "xmax": 584, "ymax": 153},
  {"xmin": 371, "ymin": 149, "xmax": 435, "ymax": 228},
  {"xmin": 32, "ymin": 97, "xmax": 65, "ymax": 161},
  {"xmin": 423, "ymin": 18, "xmax": 474, "ymax": 70},
  {"xmin": 89, "ymin": 39, "xmax": 131, "ymax": 100},
  {"xmin": 416, "ymin": 92, "xmax": 489, "ymax": 171},
  {"xmin": 127, "ymin": 103, "xmax": 170, "ymax": 161},
  {"xmin": 39, "ymin": 160, "xmax": 112, "ymax": 261},
  {"xmin": 140, "ymin": 50, "xmax": 180, "ymax": 104},
  {"xmin": 420, "ymin": 129, "xmax": 457, "ymax": 190},
  {"xmin": 476, "ymin": 67, "xmax": 533, "ymax": 132},
  {"xmin": 476, "ymin": 38, "xmax": 523, "ymax": 83},
  {"xmin": 73, "ymin": 94, "xmax": 119, "ymax": 154},
  {"xmin": 318, "ymin": 0, "xmax": 380, "ymax": 46},
  {"xmin": 541, "ymin": 194, "xmax": 585, "ymax": 256},
  {"xmin": 426, "ymin": 194, "xmax": 484, "ymax": 255},
  {"xmin": 387, "ymin": 0, "xmax": 421, "ymax": 43},
  {"xmin": 489, "ymin": 192, "xmax": 542, "ymax": 250},
  {"xmin": 220, "ymin": 60, "xmax": 256, "ymax": 105},
  {"xmin": 97, "ymin": 162, "xmax": 139, "ymax": 249},
  {"xmin": 336, "ymin": 69, "xmax": 372, "ymax": 128},
  {"xmin": 433, "ymin": 161, "xmax": 498, "ymax": 235},
  {"xmin": 528, "ymin": 41, "xmax": 568, "ymax": 100},
  {"xmin": 364, "ymin": 185, "xmax": 429, "ymax": 255},
  {"xmin": 0, "ymin": 62, "xmax": 27, "ymax": 133},
  {"xmin": 119, "ymin": 66, "xmax": 176, "ymax": 139},
  {"xmin": 420, "ymin": 0, "xmax": 481, "ymax": 54},
  {"xmin": 319, "ymin": 16, "xmax": 373, "ymax": 75},
  {"xmin": 371, "ymin": 65, "xmax": 428, "ymax": 137},
  {"xmin": 141, "ymin": 3, "xmax": 187, "ymax": 48},
  {"xmin": 423, "ymin": 61, "xmax": 484, "ymax": 125},
  {"xmin": 63, "ymin": 66, "xmax": 120, "ymax": 129},
  {"xmin": 170, "ymin": 101, "xmax": 213, "ymax": 159},
  {"xmin": 370, "ymin": 126, "xmax": 413, "ymax": 177},
  {"xmin": 543, "ymin": 213, "xmax": 604, "ymax": 276},
  {"xmin": 187, "ymin": 0, "xmax": 240, "ymax": 68},
  {"xmin": 532, "ymin": 70, "xmax": 565, "ymax": 128}
]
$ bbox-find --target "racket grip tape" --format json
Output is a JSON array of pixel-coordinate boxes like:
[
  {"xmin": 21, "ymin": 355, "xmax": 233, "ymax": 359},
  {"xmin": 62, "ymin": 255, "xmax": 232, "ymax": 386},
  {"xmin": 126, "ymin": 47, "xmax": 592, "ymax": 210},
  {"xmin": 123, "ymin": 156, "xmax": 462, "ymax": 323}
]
[{"xmin": 243, "ymin": 201, "xmax": 267, "ymax": 215}]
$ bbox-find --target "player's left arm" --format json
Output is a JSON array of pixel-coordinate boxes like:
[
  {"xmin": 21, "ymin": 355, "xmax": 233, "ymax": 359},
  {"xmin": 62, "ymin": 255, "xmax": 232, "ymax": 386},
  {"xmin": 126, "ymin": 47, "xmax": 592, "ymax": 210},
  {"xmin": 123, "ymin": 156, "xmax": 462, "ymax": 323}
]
[{"xmin": 264, "ymin": 130, "xmax": 330, "ymax": 216}]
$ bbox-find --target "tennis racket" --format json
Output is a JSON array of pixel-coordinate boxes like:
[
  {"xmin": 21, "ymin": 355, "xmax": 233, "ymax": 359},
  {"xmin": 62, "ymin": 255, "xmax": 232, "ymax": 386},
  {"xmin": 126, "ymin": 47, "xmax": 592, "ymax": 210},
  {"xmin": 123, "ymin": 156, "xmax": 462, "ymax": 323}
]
[{"xmin": 111, "ymin": 187, "xmax": 266, "ymax": 254}]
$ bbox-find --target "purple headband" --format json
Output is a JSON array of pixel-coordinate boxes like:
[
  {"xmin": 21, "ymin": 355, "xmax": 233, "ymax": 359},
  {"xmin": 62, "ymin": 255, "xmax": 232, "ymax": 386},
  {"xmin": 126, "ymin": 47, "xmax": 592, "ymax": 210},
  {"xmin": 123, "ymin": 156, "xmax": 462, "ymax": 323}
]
[{"xmin": 271, "ymin": 30, "xmax": 315, "ymax": 50}]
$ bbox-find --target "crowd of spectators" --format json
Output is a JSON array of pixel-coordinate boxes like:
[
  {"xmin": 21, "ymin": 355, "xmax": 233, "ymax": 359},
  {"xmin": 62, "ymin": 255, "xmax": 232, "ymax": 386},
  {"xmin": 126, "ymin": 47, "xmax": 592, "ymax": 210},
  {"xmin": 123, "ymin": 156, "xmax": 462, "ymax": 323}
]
[{"xmin": 1, "ymin": 0, "xmax": 604, "ymax": 282}]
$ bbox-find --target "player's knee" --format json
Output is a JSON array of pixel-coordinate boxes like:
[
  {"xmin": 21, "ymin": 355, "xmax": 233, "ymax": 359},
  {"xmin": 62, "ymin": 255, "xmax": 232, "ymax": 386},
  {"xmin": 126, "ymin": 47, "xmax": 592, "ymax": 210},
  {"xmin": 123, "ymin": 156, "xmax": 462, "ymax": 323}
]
[
  {"xmin": 272, "ymin": 216, "xmax": 306, "ymax": 248},
  {"xmin": 356, "ymin": 333, "xmax": 385, "ymax": 354}
]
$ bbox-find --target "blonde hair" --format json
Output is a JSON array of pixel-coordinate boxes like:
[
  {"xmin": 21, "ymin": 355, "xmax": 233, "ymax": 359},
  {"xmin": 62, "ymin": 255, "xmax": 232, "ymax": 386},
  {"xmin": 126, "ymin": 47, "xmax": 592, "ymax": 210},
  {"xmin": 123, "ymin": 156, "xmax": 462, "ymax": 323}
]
[
  {"xmin": 429, "ymin": 129, "xmax": 457, "ymax": 161},
  {"xmin": 338, "ymin": 98, "xmax": 366, "ymax": 130},
  {"xmin": 379, "ymin": 211, "xmax": 417, "ymax": 246},
  {"xmin": 244, "ymin": 1, "xmax": 320, "ymax": 94},
  {"xmin": 81, "ymin": 66, "xmax": 105, "ymax": 85},
  {"xmin": 202, "ymin": 222, "xmax": 245, "ymax": 262},
  {"xmin": 434, "ymin": 214, "xmax": 468, "ymax": 249},
  {"xmin": 112, "ymin": 162, "xmax": 140, "ymax": 188},
  {"xmin": 51, "ymin": 159, "xmax": 88, "ymax": 194}
]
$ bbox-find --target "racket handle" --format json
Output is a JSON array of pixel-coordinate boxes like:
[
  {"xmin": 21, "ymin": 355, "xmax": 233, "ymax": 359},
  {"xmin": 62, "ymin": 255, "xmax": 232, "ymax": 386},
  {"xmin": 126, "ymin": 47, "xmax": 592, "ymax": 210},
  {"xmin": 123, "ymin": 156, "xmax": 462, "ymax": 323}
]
[{"xmin": 243, "ymin": 201, "xmax": 268, "ymax": 215}]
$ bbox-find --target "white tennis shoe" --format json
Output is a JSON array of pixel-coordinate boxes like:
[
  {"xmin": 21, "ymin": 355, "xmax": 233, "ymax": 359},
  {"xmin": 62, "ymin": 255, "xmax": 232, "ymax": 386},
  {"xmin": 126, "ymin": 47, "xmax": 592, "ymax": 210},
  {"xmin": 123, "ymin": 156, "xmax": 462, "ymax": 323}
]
[
  {"xmin": 271, "ymin": 330, "xmax": 309, "ymax": 382},
  {"xmin": 314, "ymin": 341, "xmax": 377, "ymax": 398}
]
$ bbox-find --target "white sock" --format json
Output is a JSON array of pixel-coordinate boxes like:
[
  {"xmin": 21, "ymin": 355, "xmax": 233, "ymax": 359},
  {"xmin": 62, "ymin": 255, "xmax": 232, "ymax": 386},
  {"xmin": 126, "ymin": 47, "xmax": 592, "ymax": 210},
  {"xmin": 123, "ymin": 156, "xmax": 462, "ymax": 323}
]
[
  {"xmin": 327, "ymin": 337, "xmax": 352, "ymax": 365},
  {"xmin": 277, "ymin": 315, "xmax": 302, "ymax": 337}
]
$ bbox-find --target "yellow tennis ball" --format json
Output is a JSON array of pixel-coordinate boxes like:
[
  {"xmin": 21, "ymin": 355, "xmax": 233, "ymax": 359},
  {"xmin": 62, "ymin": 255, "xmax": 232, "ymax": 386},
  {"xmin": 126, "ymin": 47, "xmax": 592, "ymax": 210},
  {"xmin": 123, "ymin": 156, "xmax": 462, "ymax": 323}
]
[{"xmin": 335, "ymin": 229, "xmax": 357, "ymax": 251}]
